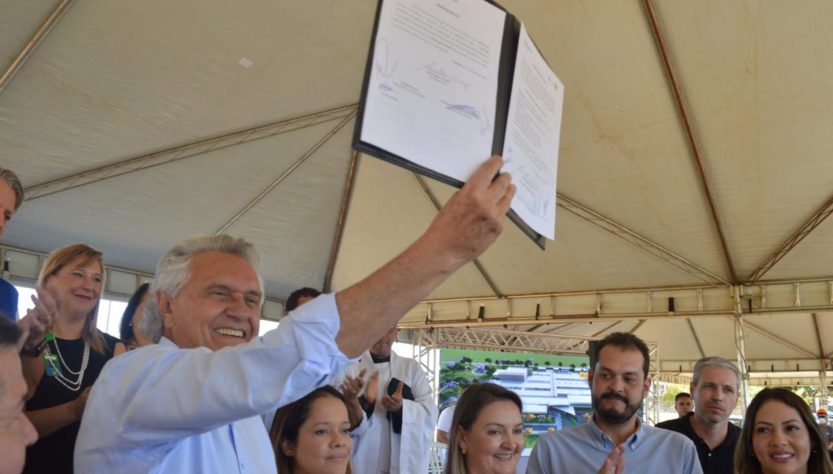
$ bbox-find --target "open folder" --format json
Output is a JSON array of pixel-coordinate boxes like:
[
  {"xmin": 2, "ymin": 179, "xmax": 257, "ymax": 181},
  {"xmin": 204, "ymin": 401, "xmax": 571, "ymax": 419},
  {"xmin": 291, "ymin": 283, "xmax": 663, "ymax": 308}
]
[{"xmin": 353, "ymin": 0, "xmax": 564, "ymax": 248}]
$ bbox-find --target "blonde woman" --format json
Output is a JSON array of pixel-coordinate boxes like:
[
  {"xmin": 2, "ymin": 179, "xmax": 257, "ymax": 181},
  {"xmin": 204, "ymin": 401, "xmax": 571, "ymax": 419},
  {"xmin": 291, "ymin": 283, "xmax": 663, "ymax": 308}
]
[
  {"xmin": 20, "ymin": 243, "xmax": 125, "ymax": 473},
  {"xmin": 446, "ymin": 383, "xmax": 524, "ymax": 474}
]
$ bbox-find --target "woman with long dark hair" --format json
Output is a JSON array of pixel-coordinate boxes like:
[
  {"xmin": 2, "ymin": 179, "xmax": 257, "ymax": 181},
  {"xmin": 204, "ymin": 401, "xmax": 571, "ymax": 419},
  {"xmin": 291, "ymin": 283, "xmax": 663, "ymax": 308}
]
[{"xmin": 735, "ymin": 387, "xmax": 833, "ymax": 474}]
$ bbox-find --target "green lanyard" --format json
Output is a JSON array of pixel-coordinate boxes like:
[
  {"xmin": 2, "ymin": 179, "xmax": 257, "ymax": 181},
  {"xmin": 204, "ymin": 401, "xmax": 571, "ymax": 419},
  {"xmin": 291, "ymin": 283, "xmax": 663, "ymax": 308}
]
[{"xmin": 43, "ymin": 331, "xmax": 62, "ymax": 377}]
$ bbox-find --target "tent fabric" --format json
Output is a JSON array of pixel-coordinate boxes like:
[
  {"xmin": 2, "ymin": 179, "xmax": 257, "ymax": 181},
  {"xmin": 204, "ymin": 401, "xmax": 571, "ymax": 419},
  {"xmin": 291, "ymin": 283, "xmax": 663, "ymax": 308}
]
[{"xmin": 2, "ymin": 0, "xmax": 833, "ymax": 370}]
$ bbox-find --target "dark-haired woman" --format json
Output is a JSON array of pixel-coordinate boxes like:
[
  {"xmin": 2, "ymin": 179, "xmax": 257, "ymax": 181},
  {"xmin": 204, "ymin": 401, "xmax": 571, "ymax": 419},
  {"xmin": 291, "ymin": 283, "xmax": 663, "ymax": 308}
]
[
  {"xmin": 735, "ymin": 387, "xmax": 833, "ymax": 474},
  {"xmin": 270, "ymin": 386, "xmax": 353, "ymax": 474},
  {"xmin": 119, "ymin": 283, "xmax": 153, "ymax": 349}
]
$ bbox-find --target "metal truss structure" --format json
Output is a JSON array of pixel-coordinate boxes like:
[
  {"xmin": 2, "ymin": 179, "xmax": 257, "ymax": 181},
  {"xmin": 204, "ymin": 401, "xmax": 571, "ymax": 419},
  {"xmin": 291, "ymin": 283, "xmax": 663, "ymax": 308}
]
[
  {"xmin": 397, "ymin": 279, "xmax": 833, "ymax": 372},
  {"xmin": 416, "ymin": 327, "xmax": 597, "ymax": 356},
  {"xmin": 409, "ymin": 327, "xmax": 661, "ymax": 424}
]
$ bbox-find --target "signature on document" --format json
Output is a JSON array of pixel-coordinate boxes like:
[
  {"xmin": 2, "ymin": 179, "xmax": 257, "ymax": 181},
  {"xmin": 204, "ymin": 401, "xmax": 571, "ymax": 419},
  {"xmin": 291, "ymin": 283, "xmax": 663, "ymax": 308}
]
[
  {"xmin": 374, "ymin": 37, "xmax": 399, "ymax": 78},
  {"xmin": 442, "ymin": 102, "xmax": 492, "ymax": 136},
  {"xmin": 416, "ymin": 62, "xmax": 470, "ymax": 89}
]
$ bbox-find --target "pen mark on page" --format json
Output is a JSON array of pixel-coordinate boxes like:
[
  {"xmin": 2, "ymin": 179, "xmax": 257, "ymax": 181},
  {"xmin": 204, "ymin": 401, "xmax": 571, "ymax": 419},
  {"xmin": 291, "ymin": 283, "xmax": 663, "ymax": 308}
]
[
  {"xmin": 374, "ymin": 37, "xmax": 399, "ymax": 79},
  {"xmin": 416, "ymin": 62, "xmax": 470, "ymax": 89},
  {"xmin": 506, "ymin": 161, "xmax": 554, "ymax": 220},
  {"xmin": 441, "ymin": 101, "xmax": 492, "ymax": 135}
]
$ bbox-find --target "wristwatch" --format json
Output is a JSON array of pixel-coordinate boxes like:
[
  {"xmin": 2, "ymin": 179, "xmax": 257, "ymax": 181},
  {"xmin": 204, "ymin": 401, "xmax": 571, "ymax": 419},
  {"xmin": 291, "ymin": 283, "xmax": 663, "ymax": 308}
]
[{"xmin": 21, "ymin": 337, "xmax": 48, "ymax": 357}]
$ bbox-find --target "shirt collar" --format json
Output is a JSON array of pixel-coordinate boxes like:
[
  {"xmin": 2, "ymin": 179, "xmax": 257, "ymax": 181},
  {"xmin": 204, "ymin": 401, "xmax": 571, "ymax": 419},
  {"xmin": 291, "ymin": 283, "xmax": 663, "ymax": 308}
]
[
  {"xmin": 158, "ymin": 336, "xmax": 179, "ymax": 348},
  {"xmin": 370, "ymin": 352, "xmax": 391, "ymax": 363},
  {"xmin": 588, "ymin": 414, "xmax": 645, "ymax": 451}
]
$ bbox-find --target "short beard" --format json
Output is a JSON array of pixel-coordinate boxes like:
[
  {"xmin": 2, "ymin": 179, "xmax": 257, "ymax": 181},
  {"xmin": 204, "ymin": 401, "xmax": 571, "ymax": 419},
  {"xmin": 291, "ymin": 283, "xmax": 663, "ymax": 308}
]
[
  {"xmin": 695, "ymin": 408, "xmax": 727, "ymax": 426},
  {"xmin": 593, "ymin": 393, "xmax": 642, "ymax": 426}
]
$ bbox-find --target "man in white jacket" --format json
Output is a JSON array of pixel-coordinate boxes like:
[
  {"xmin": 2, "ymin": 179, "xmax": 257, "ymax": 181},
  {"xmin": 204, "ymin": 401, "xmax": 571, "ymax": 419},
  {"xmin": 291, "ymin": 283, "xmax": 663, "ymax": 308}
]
[{"xmin": 343, "ymin": 327, "xmax": 436, "ymax": 474}]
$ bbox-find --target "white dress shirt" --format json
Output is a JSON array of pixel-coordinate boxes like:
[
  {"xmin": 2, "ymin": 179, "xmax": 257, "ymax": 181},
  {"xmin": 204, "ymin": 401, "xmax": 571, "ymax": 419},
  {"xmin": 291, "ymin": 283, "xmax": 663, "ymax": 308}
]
[{"xmin": 74, "ymin": 294, "xmax": 353, "ymax": 474}]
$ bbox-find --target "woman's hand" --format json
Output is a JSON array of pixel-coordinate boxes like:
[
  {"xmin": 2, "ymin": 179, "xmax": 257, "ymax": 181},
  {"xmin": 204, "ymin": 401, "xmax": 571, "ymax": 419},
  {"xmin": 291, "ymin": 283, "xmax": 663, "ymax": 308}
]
[
  {"xmin": 71, "ymin": 386, "xmax": 93, "ymax": 421},
  {"xmin": 18, "ymin": 286, "xmax": 59, "ymax": 354}
]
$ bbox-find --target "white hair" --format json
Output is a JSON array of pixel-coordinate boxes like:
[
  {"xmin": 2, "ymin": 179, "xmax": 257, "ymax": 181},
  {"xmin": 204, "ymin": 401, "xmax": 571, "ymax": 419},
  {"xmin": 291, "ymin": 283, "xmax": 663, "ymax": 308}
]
[{"xmin": 140, "ymin": 235, "xmax": 264, "ymax": 341}]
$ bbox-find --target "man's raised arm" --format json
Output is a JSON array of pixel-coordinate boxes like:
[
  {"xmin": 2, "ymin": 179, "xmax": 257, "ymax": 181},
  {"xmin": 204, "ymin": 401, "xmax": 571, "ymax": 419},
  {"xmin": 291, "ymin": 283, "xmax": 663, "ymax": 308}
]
[{"xmin": 335, "ymin": 155, "xmax": 515, "ymax": 357}]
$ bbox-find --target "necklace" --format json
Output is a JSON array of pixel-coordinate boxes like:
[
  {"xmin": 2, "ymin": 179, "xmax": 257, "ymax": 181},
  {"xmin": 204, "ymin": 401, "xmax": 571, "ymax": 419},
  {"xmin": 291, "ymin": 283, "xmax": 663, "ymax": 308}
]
[{"xmin": 43, "ymin": 333, "xmax": 90, "ymax": 392}]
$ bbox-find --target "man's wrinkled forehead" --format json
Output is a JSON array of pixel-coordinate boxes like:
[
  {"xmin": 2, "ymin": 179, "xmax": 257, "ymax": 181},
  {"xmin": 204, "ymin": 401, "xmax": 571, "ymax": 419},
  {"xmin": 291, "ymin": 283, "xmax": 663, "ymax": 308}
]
[{"xmin": 187, "ymin": 251, "xmax": 264, "ymax": 298}]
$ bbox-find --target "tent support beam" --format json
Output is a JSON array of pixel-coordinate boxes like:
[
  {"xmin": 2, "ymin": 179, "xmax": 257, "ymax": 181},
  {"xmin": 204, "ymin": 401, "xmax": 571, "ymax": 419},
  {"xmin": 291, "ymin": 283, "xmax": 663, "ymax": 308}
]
[
  {"xmin": 557, "ymin": 193, "xmax": 729, "ymax": 286},
  {"xmin": 687, "ymin": 319, "xmax": 706, "ymax": 359},
  {"xmin": 629, "ymin": 320, "xmax": 647, "ymax": 334},
  {"xmin": 592, "ymin": 321, "xmax": 621, "ymax": 337},
  {"xmin": 403, "ymin": 307, "xmax": 824, "ymax": 328},
  {"xmin": 563, "ymin": 321, "xmax": 621, "ymax": 352},
  {"xmin": 0, "ymin": 0, "xmax": 74, "ymax": 96},
  {"xmin": 641, "ymin": 0, "xmax": 737, "ymax": 282},
  {"xmin": 812, "ymin": 313, "xmax": 829, "ymax": 399},
  {"xmin": 734, "ymin": 315, "xmax": 750, "ymax": 408},
  {"xmin": 540, "ymin": 323, "xmax": 576, "ymax": 334},
  {"xmin": 214, "ymin": 111, "xmax": 355, "ymax": 234},
  {"xmin": 399, "ymin": 311, "xmax": 736, "ymax": 329},
  {"xmin": 813, "ymin": 313, "xmax": 826, "ymax": 360},
  {"xmin": 24, "ymin": 104, "xmax": 358, "ymax": 201},
  {"xmin": 408, "ymin": 279, "xmax": 833, "ymax": 325},
  {"xmin": 743, "ymin": 320, "xmax": 817, "ymax": 359},
  {"xmin": 744, "ymin": 193, "xmax": 833, "ymax": 282},
  {"xmin": 412, "ymin": 174, "xmax": 502, "ymax": 297},
  {"xmin": 323, "ymin": 151, "xmax": 360, "ymax": 292}
]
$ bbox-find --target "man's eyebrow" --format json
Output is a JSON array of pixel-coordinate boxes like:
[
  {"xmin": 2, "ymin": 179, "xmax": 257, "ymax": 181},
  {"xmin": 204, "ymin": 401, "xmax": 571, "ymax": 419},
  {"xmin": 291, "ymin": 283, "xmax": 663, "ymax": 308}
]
[
  {"xmin": 598, "ymin": 365, "xmax": 639, "ymax": 375},
  {"xmin": 205, "ymin": 283, "xmax": 261, "ymax": 298}
]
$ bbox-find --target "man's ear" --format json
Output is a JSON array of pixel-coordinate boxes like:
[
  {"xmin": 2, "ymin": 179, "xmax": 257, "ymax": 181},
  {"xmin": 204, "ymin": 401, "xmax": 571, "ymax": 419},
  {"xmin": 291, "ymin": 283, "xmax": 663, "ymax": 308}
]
[
  {"xmin": 281, "ymin": 440, "xmax": 295, "ymax": 457},
  {"xmin": 642, "ymin": 375, "xmax": 652, "ymax": 398},
  {"xmin": 157, "ymin": 290, "xmax": 175, "ymax": 331},
  {"xmin": 587, "ymin": 369, "xmax": 594, "ymax": 390}
]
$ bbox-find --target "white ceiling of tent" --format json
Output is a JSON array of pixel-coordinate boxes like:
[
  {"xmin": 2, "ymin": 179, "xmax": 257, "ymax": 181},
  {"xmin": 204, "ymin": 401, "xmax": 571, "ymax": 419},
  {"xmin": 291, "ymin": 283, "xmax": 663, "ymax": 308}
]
[{"xmin": 2, "ymin": 0, "xmax": 832, "ymax": 372}]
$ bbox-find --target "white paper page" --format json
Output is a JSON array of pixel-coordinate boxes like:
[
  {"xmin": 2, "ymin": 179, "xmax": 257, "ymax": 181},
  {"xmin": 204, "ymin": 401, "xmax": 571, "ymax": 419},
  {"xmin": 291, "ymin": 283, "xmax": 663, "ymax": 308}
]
[
  {"xmin": 501, "ymin": 24, "xmax": 564, "ymax": 240},
  {"xmin": 360, "ymin": 0, "xmax": 506, "ymax": 181}
]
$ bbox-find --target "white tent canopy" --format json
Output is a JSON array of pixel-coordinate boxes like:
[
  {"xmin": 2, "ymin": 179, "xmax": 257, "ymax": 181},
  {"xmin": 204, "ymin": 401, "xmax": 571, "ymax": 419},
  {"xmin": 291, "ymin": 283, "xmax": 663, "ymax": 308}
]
[{"xmin": 2, "ymin": 0, "xmax": 833, "ymax": 382}]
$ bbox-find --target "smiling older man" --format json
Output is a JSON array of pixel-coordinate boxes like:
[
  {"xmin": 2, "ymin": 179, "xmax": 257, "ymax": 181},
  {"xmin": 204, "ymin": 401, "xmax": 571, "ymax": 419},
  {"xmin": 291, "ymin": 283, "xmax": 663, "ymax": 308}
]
[{"xmin": 74, "ymin": 155, "xmax": 515, "ymax": 474}]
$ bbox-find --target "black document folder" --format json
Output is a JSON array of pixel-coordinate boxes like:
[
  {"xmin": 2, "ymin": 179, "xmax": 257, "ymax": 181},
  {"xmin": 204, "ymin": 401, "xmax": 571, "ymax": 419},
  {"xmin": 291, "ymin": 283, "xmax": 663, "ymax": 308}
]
[{"xmin": 353, "ymin": 0, "xmax": 564, "ymax": 249}]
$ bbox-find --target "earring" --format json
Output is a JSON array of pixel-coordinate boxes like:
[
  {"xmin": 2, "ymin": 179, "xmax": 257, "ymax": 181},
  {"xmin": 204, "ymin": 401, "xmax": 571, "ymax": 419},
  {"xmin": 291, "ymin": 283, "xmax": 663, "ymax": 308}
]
[{"xmin": 461, "ymin": 448, "xmax": 466, "ymax": 455}]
